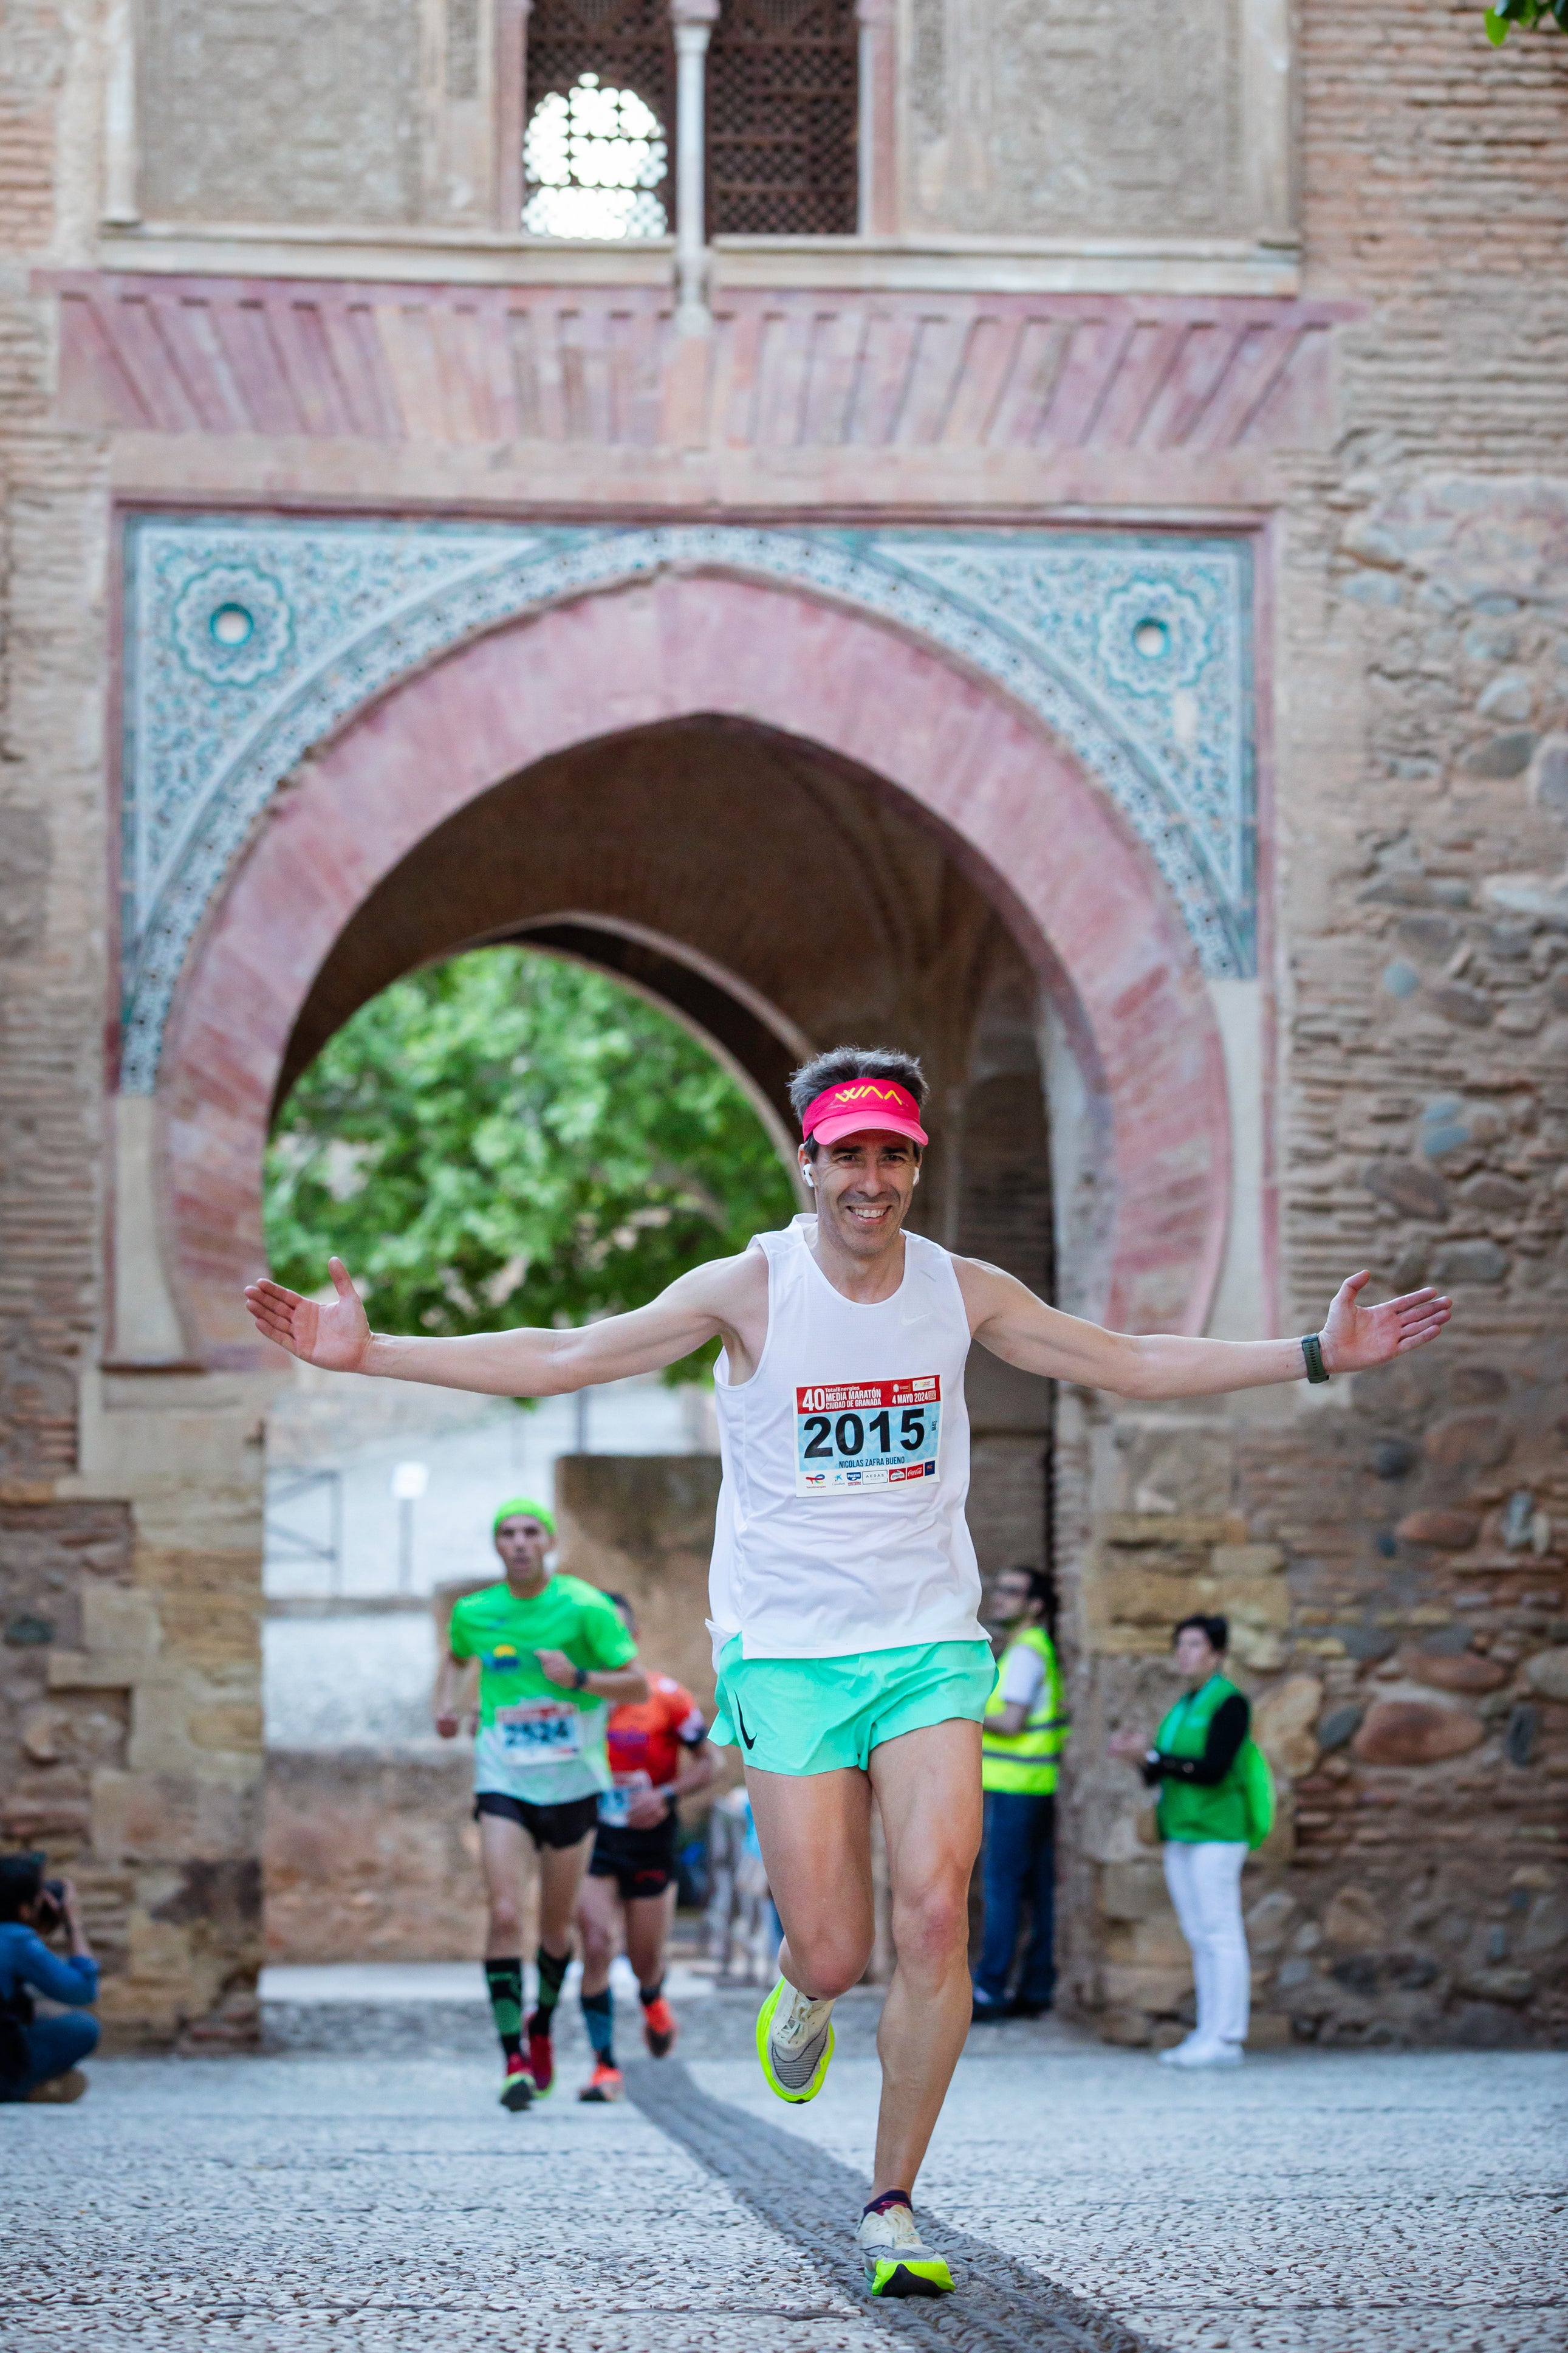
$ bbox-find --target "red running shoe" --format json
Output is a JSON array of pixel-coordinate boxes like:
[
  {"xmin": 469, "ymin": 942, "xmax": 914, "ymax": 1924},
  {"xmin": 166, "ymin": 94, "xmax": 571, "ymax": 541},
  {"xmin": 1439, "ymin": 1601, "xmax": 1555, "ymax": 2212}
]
[
  {"xmin": 642, "ymin": 1996, "xmax": 679, "ymax": 2059},
  {"xmin": 526, "ymin": 2010, "xmax": 555, "ymax": 2097},
  {"xmin": 499, "ymin": 2052, "xmax": 533, "ymax": 2112},
  {"xmin": 579, "ymin": 2060, "xmax": 623, "ymax": 2103}
]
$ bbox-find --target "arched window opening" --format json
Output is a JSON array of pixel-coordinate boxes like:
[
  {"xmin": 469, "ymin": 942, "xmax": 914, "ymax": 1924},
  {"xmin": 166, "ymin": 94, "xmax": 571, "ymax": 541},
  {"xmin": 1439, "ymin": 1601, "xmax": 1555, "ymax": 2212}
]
[
  {"xmin": 524, "ymin": 73, "xmax": 669, "ymax": 237},
  {"xmin": 522, "ymin": 0, "xmax": 676, "ymax": 239},
  {"xmin": 707, "ymin": 0, "xmax": 858, "ymax": 237}
]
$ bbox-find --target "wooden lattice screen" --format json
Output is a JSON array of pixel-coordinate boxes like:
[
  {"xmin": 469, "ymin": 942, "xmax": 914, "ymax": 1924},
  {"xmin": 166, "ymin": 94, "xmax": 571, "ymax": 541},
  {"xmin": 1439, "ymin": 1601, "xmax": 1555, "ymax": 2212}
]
[
  {"xmin": 707, "ymin": 0, "xmax": 858, "ymax": 237},
  {"xmin": 525, "ymin": 0, "xmax": 679, "ymax": 224}
]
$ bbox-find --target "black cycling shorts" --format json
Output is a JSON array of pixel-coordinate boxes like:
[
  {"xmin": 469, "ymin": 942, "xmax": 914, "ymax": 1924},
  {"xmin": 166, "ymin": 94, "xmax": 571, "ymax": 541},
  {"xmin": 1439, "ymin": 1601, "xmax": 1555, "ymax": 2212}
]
[
  {"xmin": 589, "ymin": 1817, "xmax": 676, "ymax": 1901},
  {"xmin": 473, "ymin": 1791, "xmax": 601, "ymax": 1849}
]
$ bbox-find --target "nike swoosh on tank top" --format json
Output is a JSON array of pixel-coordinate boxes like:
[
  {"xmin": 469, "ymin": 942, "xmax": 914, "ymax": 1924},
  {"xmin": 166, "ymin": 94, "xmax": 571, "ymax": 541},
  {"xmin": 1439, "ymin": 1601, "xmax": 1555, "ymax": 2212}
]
[{"xmin": 707, "ymin": 1217, "xmax": 988, "ymax": 1664}]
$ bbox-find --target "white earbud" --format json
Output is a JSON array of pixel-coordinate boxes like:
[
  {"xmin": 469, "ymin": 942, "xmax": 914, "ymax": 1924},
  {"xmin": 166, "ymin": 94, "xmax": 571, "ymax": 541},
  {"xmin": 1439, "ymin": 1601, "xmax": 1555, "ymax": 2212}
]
[{"xmin": 804, "ymin": 1170, "xmax": 815, "ymax": 1188}]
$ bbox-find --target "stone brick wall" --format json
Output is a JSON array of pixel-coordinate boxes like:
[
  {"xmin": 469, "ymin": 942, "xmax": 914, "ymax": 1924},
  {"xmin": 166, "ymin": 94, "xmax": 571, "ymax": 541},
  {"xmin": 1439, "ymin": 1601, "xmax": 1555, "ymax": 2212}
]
[
  {"xmin": 1056, "ymin": 0, "xmax": 1568, "ymax": 2056},
  {"xmin": 265, "ymin": 1750, "xmax": 497, "ymax": 1965}
]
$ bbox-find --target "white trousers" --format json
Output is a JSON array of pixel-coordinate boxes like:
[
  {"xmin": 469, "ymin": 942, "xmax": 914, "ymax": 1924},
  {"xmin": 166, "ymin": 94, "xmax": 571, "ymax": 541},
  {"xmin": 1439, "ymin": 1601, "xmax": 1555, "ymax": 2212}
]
[{"xmin": 1163, "ymin": 1839, "xmax": 1250, "ymax": 2047}]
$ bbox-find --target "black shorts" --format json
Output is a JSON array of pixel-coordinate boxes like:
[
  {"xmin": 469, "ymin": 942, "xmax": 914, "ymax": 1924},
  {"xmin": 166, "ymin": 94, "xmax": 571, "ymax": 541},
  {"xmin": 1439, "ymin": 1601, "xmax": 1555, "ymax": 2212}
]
[
  {"xmin": 589, "ymin": 1816, "xmax": 677, "ymax": 1901},
  {"xmin": 473, "ymin": 1791, "xmax": 601, "ymax": 1849}
]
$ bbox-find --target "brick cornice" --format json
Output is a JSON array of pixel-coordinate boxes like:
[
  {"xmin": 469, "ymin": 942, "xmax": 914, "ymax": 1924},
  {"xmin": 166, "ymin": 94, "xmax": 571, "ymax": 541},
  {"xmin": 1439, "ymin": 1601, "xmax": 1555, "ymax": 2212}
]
[{"xmin": 40, "ymin": 267, "xmax": 1351, "ymax": 466}]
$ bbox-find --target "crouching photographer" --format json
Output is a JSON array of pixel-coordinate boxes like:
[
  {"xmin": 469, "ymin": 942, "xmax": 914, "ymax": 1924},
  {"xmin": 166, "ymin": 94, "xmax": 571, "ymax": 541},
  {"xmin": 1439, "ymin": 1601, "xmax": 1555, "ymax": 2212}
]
[{"xmin": 0, "ymin": 1853, "xmax": 100, "ymax": 2104}]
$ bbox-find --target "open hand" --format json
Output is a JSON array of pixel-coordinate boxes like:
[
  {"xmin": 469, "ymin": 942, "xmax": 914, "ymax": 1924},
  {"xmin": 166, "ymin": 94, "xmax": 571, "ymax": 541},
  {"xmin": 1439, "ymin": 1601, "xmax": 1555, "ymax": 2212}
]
[
  {"xmin": 1108, "ymin": 1730, "xmax": 1148, "ymax": 1764},
  {"xmin": 244, "ymin": 1257, "xmax": 371, "ymax": 1370},
  {"xmin": 1320, "ymin": 1271, "xmax": 1451, "ymax": 1375}
]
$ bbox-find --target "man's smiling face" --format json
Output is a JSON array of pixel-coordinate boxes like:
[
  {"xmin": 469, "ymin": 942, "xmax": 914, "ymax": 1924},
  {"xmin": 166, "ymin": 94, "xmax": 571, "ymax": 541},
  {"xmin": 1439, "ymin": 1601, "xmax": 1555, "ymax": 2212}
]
[{"xmin": 801, "ymin": 1129, "xmax": 920, "ymax": 1260}]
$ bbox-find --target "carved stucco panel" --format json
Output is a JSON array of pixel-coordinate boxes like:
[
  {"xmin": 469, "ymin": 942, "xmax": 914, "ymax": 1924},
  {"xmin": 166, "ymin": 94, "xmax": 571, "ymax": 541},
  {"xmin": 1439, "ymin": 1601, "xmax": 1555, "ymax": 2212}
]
[
  {"xmin": 139, "ymin": 0, "xmax": 425, "ymax": 225},
  {"xmin": 119, "ymin": 516, "xmax": 1257, "ymax": 1090},
  {"xmin": 905, "ymin": 0, "xmax": 1248, "ymax": 241}
]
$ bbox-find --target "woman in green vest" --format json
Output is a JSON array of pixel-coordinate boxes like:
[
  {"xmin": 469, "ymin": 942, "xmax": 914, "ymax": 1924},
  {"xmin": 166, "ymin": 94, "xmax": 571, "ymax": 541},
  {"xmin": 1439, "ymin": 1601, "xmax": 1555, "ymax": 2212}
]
[{"xmin": 1109, "ymin": 1613, "xmax": 1259, "ymax": 2069}]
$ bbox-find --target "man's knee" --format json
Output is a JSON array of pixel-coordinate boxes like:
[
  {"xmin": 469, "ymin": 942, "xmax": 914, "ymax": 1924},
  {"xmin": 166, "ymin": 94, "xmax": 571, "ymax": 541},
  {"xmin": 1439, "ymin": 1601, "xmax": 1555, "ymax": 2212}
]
[
  {"xmin": 578, "ymin": 1914, "xmax": 615, "ymax": 1973},
  {"xmin": 788, "ymin": 1926, "xmax": 869, "ymax": 2001},
  {"xmin": 488, "ymin": 1893, "xmax": 524, "ymax": 1943},
  {"xmin": 891, "ymin": 1875, "xmax": 971, "ymax": 1974}
]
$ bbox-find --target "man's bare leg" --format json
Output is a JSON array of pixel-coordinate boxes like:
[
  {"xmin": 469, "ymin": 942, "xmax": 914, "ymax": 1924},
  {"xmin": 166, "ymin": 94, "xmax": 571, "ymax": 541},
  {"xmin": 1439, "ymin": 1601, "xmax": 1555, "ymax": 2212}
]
[
  {"xmin": 744, "ymin": 1763, "xmax": 875, "ymax": 1999},
  {"xmin": 866, "ymin": 1718, "xmax": 982, "ymax": 2196},
  {"xmin": 747, "ymin": 1723, "xmax": 979, "ymax": 2191},
  {"xmin": 478, "ymin": 1810, "xmax": 533, "ymax": 1957},
  {"xmin": 577, "ymin": 1869, "xmax": 620, "ymax": 1998},
  {"xmin": 537, "ymin": 1834, "xmax": 595, "ymax": 1951}
]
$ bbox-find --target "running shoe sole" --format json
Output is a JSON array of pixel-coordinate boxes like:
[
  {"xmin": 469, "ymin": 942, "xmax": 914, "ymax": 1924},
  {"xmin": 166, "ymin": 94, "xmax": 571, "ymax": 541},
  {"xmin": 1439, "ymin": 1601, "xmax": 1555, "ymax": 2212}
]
[
  {"xmin": 867, "ymin": 2256, "xmax": 954, "ymax": 2300},
  {"xmin": 499, "ymin": 2070, "xmax": 534, "ymax": 2113},
  {"xmin": 755, "ymin": 1977, "xmax": 835, "ymax": 2104}
]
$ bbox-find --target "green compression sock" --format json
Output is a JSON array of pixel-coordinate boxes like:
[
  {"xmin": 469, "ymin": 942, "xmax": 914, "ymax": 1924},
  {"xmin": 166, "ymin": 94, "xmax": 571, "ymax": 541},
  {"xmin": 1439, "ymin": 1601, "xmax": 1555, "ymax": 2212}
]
[
  {"xmin": 484, "ymin": 1957, "xmax": 523, "ymax": 2059},
  {"xmin": 534, "ymin": 1943, "xmax": 570, "ymax": 2028},
  {"xmin": 581, "ymin": 1986, "xmax": 615, "ymax": 2066}
]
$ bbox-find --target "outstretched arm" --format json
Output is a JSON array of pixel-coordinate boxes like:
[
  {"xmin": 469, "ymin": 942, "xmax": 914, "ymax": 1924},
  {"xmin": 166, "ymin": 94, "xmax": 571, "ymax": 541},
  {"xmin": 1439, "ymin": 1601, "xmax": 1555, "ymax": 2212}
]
[
  {"xmin": 957, "ymin": 1265, "xmax": 1450, "ymax": 1400},
  {"xmin": 244, "ymin": 1254, "xmax": 746, "ymax": 1396}
]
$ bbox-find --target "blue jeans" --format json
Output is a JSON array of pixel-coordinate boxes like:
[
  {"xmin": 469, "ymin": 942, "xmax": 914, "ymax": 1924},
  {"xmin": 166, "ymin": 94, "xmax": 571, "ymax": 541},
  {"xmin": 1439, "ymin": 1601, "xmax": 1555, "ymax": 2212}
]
[
  {"xmin": 0, "ymin": 2011, "xmax": 98, "ymax": 2100},
  {"xmin": 974, "ymin": 1790, "xmax": 1056, "ymax": 2009}
]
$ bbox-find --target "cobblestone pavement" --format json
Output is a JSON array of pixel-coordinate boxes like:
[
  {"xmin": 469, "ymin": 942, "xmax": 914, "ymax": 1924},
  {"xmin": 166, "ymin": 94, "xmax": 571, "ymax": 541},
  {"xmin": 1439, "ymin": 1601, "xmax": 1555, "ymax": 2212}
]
[{"xmin": 4, "ymin": 1992, "xmax": 1564, "ymax": 2353}]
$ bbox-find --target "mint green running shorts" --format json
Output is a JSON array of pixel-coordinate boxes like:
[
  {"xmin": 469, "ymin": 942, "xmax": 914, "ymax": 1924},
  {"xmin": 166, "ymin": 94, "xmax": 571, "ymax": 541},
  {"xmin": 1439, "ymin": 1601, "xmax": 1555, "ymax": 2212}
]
[{"xmin": 708, "ymin": 1635, "xmax": 996, "ymax": 1776}]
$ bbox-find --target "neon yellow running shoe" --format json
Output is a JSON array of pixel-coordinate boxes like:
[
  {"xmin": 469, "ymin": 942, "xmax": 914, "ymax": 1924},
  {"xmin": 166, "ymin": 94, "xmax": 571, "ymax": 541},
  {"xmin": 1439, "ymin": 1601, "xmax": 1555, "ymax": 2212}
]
[
  {"xmin": 855, "ymin": 2201, "xmax": 955, "ymax": 2298},
  {"xmin": 755, "ymin": 1976, "xmax": 836, "ymax": 2104}
]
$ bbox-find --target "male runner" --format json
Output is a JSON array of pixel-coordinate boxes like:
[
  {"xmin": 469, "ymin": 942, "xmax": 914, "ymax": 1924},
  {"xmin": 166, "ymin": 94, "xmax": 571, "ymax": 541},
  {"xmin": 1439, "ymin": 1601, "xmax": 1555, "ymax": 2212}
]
[
  {"xmin": 247, "ymin": 1044, "xmax": 1451, "ymax": 2295},
  {"xmin": 573, "ymin": 1593, "xmax": 714, "ymax": 2100},
  {"xmin": 434, "ymin": 1499, "xmax": 647, "ymax": 2109}
]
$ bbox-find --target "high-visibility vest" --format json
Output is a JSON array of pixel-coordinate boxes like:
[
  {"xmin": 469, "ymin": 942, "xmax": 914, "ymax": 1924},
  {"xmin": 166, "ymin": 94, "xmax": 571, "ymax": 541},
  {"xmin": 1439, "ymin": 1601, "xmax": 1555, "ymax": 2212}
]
[
  {"xmin": 981, "ymin": 1623, "xmax": 1067, "ymax": 1796},
  {"xmin": 1153, "ymin": 1673, "xmax": 1272, "ymax": 1847}
]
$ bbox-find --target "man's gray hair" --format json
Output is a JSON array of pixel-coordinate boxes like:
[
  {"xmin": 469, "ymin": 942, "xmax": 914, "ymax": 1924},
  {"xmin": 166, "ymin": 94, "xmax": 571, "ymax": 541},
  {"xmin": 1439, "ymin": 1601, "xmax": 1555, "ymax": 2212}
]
[{"xmin": 789, "ymin": 1046, "xmax": 928, "ymax": 1155}]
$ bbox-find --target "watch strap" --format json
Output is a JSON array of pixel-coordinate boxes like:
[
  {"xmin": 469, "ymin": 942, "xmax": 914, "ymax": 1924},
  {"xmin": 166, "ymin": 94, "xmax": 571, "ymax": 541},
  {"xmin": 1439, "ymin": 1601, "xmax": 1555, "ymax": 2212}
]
[{"xmin": 1301, "ymin": 1333, "xmax": 1330, "ymax": 1384}]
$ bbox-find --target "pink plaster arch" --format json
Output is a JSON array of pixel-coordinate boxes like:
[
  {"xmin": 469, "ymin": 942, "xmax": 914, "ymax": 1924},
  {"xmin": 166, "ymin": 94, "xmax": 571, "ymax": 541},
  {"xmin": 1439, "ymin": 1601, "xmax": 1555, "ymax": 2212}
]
[{"xmin": 157, "ymin": 569, "xmax": 1231, "ymax": 1364}]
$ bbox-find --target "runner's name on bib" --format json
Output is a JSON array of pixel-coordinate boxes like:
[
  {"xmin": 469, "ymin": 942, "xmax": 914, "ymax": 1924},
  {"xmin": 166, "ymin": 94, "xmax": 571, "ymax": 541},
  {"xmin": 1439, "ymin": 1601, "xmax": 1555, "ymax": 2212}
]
[
  {"xmin": 598, "ymin": 1769, "xmax": 655, "ymax": 1827},
  {"xmin": 795, "ymin": 1376, "xmax": 941, "ymax": 1494},
  {"xmin": 495, "ymin": 1699, "xmax": 583, "ymax": 1758}
]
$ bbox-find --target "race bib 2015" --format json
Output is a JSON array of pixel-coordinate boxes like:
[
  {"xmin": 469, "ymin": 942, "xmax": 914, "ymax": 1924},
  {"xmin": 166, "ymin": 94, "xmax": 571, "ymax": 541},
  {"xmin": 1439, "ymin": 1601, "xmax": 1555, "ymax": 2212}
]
[{"xmin": 794, "ymin": 1376, "xmax": 941, "ymax": 1494}]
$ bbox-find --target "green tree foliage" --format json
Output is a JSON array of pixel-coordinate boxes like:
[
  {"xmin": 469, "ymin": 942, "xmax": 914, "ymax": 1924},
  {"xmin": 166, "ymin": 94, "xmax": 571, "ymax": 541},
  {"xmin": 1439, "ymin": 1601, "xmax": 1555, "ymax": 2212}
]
[
  {"xmin": 1485, "ymin": 0, "xmax": 1567, "ymax": 42},
  {"xmin": 264, "ymin": 947, "xmax": 796, "ymax": 1381}
]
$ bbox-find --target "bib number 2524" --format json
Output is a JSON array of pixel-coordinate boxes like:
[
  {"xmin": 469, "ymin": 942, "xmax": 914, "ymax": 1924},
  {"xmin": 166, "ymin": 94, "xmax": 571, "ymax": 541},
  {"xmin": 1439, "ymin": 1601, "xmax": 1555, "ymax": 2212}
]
[{"xmin": 795, "ymin": 1376, "xmax": 941, "ymax": 1494}]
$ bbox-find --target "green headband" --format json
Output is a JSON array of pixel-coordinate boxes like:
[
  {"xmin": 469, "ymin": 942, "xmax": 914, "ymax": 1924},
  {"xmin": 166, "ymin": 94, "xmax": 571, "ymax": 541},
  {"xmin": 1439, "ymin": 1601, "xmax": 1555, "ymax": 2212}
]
[{"xmin": 492, "ymin": 1497, "xmax": 555, "ymax": 1537}]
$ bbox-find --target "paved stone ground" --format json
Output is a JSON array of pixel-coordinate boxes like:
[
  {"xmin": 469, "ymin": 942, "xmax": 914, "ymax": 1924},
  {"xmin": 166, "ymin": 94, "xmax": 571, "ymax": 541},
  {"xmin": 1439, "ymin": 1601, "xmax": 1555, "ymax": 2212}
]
[{"xmin": 3, "ymin": 1991, "xmax": 1564, "ymax": 2353}]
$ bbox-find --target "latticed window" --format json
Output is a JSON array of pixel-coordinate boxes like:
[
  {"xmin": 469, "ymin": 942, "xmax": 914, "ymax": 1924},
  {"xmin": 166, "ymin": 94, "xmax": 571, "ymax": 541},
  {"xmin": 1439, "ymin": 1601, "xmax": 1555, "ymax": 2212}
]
[
  {"xmin": 706, "ymin": 0, "xmax": 858, "ymax": 237},
  {"xmin": 523, "ymin": 0, "xmax": 676, "ymax": 237}
]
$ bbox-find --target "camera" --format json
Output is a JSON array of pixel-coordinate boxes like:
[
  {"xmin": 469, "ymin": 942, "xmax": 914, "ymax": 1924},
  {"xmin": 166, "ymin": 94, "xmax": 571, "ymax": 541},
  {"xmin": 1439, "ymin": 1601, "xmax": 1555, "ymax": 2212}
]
[{"xmin": 34, "ymin": 1878, "xmax": 67, "ymax": 1936}]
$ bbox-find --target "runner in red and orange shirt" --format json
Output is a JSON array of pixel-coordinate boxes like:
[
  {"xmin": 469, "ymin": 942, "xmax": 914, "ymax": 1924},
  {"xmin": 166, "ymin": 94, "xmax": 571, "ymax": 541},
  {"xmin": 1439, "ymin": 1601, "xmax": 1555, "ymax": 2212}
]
[{"xmin": 573, "ymin": 1593, "xmax": 714, "ymax": 2098}]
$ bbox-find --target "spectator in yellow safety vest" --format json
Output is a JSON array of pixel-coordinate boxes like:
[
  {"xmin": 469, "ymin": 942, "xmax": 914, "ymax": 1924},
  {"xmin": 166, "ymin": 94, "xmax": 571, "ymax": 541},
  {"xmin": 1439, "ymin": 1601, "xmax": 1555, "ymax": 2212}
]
[{"xmin": 971, "ymin": 1566, "xmax": 1067, "ymax": 2023}]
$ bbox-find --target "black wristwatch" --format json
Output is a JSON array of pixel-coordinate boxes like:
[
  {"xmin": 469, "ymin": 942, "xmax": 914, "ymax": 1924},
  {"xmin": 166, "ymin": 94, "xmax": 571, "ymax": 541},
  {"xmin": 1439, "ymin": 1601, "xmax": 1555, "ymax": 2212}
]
[
  {"xmin": 572, "ymin": 1666, "xmax": 590, "ymax": 1692},
  {"xmin": 1301, "ymin": 1333, "xmax": 1330, "ymax": 1384}
]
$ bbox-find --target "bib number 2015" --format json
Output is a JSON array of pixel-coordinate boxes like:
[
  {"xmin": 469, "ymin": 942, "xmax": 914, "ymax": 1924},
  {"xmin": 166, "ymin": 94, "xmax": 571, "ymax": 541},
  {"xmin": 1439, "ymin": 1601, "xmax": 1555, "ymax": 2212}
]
[{"xmin": 795, "ymin": 1376, "xmax": 941, "ymax": 1494}]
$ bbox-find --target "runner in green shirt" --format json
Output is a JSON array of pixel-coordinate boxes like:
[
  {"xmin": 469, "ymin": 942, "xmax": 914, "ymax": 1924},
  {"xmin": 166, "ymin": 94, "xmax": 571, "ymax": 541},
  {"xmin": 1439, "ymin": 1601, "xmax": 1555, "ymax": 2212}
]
[{"xmin": 434, "ymin": 1499, "xmax": 646, "ymax": 2109}]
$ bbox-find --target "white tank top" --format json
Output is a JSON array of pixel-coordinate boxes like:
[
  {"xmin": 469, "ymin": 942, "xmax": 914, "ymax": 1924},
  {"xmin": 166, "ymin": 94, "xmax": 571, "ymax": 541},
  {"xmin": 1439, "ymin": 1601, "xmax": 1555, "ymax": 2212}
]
[{"xmin": 707, "ymin": 1217, "xmax": 987, "ymax": 1663}]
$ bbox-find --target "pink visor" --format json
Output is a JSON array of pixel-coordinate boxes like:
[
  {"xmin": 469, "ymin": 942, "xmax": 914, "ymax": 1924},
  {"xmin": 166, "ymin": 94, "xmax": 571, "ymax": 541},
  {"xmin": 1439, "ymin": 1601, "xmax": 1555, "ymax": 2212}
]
[{"xmin": 801, "ymin": 1079, "xmax": 928, "ymax": 1150}]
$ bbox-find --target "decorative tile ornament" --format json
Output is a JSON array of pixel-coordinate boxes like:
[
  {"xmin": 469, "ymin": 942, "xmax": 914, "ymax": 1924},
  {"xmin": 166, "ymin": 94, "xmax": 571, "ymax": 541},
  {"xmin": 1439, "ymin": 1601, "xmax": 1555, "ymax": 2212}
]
[{"xmin": 120, "ymin": 517, "xmax": 1255, "ymax": 1090}]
